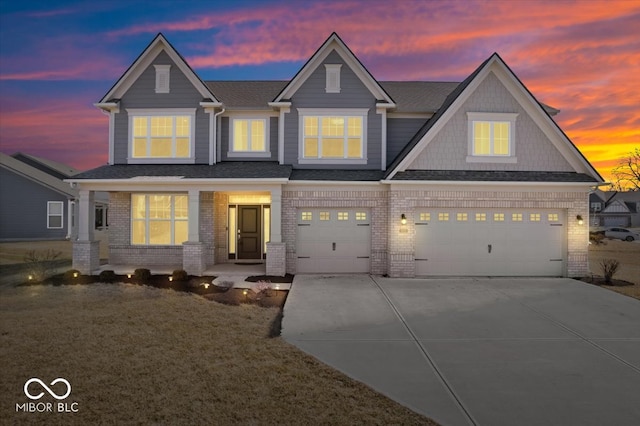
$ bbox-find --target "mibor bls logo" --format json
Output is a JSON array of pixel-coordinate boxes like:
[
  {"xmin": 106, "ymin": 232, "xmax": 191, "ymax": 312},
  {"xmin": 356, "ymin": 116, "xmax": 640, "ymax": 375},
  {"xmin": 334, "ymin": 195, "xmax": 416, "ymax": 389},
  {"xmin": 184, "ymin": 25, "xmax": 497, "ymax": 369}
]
[{"xmin": 16, "ymin": 378, "xmax": 79, "ymax": 413}]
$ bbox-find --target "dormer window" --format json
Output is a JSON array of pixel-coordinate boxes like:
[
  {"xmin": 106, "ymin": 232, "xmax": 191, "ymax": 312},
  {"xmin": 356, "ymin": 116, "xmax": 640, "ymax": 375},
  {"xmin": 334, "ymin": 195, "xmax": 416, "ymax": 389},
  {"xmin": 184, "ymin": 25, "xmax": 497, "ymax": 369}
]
[
  {"xmin": 325, "ymin": 64, "xmax": 342, "ymax": 93},
  {"xmin": 154, "ymin": 65, "xmax": 171, "ymax": 93}
]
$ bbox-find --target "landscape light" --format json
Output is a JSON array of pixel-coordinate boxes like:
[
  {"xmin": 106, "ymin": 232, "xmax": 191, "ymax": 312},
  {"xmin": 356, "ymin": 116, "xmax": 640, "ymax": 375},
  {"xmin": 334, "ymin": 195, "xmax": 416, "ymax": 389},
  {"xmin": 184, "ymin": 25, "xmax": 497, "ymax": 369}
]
[
  {"xmin": 203, "ymin": 283, "xmax": 210, "ymax": 289},
  {"xmin": 127, "ymin": 273, "xmax": 132, "ymax": 279},
  {"xmin": 73, "ymin": 272, "xmax": 79, "ymax": 278},
  {"xmin": 168, "ymin": 276, "xmax": 173, "ymax": 282}
]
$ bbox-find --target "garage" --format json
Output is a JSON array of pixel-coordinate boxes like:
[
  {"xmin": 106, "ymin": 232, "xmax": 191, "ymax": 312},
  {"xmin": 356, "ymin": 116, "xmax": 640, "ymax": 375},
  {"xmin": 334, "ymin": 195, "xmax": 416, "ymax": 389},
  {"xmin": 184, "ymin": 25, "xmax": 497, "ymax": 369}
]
[
  {"xmin": 296, "ymin": 208, "xmax": 371, "ymax": 273},
  {"xmin": 415, "ymin": 209, "xmax": 565, "ymax": 276}
]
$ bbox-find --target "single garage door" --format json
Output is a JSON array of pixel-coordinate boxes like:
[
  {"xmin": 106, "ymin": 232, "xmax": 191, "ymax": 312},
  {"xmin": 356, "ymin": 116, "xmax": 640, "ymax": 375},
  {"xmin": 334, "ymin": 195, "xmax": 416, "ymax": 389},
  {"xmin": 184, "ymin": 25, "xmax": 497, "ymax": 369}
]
[
  {"xmin": 297, "ymin": 208, "xmax": 371, "ymax": 273},
  {"xmin": 415, "ymin": 209, "xmax": 565, "ymax": 276}
]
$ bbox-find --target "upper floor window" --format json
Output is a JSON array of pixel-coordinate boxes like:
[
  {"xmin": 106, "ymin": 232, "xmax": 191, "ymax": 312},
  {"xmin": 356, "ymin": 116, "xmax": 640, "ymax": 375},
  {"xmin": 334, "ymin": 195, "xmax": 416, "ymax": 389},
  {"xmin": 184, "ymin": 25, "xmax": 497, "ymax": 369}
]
[
  {"xmin": 127, "ymin": 109, "xmax": 195, "ymax": 163},
  {"xmin": 298, "ymin": 108, "xmax": 368, "ymax": 164},
  {"xmin": 229, "ymin": 118, "xmax": 269, "ymax": 157},
  {"xmin": 466, "ymin": 112, "xmax": 518, "ymax": 163}
]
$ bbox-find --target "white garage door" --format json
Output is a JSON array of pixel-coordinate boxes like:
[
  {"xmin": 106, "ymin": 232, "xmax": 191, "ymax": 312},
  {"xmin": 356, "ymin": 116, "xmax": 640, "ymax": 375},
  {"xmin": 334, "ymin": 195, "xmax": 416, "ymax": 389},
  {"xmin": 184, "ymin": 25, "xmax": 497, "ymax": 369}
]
[
  {"xmin": 297, "ymin": 208, "xmax": 371, "ymax": 273},
  {"xmin": 415, "ymin": 209, "xmax": 565, "ymax": 276}
]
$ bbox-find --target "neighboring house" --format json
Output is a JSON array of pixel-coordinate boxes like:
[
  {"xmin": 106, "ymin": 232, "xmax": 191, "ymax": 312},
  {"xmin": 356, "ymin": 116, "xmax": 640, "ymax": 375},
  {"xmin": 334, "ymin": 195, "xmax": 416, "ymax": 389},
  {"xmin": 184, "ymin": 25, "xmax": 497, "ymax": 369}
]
[
  {"xmin": 0, "ymin": 152, "xmax": 79, "ymax": 241},
  {"xmin": 69, "ymin": 33, "xmax": 603, "ymax": 277},
  {"xmin": 591, "ymin": 191, "xmax": 640, "ymax": 227}
]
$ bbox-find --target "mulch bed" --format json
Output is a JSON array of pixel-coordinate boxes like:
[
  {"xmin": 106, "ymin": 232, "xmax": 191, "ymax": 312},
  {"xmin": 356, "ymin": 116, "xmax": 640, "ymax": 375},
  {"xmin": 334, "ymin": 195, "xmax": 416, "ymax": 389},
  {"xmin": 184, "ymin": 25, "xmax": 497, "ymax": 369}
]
[
  {"xmin": 576, "ymin": 275, "xmax": 635, "ymax": 287},
  {"xmin": 18, "ymin": 273, "xmax": 290, "ymax": 309}
]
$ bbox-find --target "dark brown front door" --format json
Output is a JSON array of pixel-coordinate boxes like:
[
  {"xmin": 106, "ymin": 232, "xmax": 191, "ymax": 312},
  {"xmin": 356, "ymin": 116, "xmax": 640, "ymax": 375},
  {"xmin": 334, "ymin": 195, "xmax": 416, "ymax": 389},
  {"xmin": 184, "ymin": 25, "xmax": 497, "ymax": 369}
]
[{"xmin": 238, "ymin": 205, "xmax": 261, "ymax": 259}]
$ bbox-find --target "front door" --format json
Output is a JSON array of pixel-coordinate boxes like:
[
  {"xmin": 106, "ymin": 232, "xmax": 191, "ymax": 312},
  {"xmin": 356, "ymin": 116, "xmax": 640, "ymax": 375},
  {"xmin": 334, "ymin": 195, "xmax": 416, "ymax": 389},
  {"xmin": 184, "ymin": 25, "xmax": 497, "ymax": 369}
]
[{"xmin": 238, "ymin": 205, "xmax": 261, "ymax": 259}]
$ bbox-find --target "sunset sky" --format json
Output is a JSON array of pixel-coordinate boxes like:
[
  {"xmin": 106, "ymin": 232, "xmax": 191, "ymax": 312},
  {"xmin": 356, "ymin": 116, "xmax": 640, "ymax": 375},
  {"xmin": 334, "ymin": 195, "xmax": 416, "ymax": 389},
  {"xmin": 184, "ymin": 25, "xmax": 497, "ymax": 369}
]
[{"xmin": 0, "ymin": 0, "xmax": 638, "ymax": 182}]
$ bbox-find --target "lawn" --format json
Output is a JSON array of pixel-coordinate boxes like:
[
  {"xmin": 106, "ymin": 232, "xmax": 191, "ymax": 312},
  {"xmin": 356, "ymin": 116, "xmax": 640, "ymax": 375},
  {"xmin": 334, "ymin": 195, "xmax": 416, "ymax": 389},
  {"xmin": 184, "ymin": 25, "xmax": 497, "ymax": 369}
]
[
  {"xmin": 0, "ymin": 283, "xmax": 437, "ymax": 425},
  {"xmin": 588, "ymin": 238, "xmax": 640, "ymax": 300}
]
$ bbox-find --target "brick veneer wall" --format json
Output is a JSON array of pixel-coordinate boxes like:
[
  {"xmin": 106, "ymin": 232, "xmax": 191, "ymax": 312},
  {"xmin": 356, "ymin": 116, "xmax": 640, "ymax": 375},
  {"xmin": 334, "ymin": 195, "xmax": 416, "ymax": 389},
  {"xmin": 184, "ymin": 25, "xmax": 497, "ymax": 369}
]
[
  {"xmin": 108, "ymin": 191, "xmax": 216, "ymax": 269},
  {"xmin": 282, "ymin": 189, "xmax": 389, "ymax": 275},
  {"xmin": 388, "ymin": 188, "xmax": 589, "ymax": 277}
]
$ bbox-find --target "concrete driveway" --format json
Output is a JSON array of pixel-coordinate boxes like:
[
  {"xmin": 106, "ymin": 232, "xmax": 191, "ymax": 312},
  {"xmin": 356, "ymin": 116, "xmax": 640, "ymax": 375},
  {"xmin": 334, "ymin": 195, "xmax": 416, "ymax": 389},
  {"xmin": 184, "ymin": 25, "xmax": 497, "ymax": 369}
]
[{"xmin": 282, "ymin": 276, "xmax": 640, "ymax": 426}]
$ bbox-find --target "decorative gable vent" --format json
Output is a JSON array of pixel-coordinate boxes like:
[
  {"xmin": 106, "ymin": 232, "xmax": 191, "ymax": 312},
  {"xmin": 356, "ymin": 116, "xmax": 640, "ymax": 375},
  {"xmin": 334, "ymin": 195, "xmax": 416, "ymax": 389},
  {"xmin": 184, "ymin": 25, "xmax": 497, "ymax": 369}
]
[
  {"xmin": 325, "ymin": 64, "xmax": 342, "ymax": 93},
  {"xmin": 154, "ymin": 64, "xmax": 171, "ymax": 93}
]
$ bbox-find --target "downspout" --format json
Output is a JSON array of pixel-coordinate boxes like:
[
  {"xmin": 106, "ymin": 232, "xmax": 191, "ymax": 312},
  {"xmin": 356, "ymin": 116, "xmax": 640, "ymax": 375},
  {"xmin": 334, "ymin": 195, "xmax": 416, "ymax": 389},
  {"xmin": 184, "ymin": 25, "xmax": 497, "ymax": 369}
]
[{"xmin": 212, "ymin": 108, "xmax": 225, "ymax": 164}]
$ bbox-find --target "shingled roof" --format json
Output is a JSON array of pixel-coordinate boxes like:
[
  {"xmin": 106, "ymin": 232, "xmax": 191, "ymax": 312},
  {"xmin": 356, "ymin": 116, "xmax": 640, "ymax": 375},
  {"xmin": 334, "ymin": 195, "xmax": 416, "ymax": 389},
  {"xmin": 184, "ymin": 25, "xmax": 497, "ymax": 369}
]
[
  {"xmin": 204, "ymin": 80, "xmax": 463, "ymax": 113},
  {"xmin": 71, "ymin": 163, "xmax": 292, "ymax": 180},
  {"xmin": 391, "ymin": 170, "xmax": 598, "ymax": 182}
]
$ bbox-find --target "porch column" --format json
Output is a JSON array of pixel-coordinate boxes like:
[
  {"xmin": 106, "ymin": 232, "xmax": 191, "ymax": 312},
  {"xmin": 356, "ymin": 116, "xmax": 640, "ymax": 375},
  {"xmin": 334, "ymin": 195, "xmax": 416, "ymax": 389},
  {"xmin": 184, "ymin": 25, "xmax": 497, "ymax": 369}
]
[
  {"xmin": 73, "ymin": 190, "xmax": 99, "ymax": 274},
  {"xmin": 270, "ymin": 186, "xmax": 282, "ymax": 243},
  {"xmin": 183, "ymin": 189, "xmax": 206, "ymax": 275},
  {"xmin": 77, "ymin": 190, "xmax": 95, "ymax": 241},
  {"xmin": 266, "ymin": 186, "xmax": 285, "ymax": 276}
]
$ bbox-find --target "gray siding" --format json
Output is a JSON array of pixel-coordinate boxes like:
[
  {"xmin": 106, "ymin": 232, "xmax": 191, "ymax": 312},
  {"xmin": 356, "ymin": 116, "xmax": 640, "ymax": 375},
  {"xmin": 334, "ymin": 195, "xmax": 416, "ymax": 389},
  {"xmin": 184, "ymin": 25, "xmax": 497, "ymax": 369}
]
[
  {"xmin": 0, "ymin": 168, "xmax": 69, "ymax": 240},
  {"xmin": 113, "ymin": 51, "xmax": 210, "ymax": 164},
  {"xmin": 219, "ymin": 116, "xmax": 278, "ymax": 161},
  {"xmin": 284, "ymin": 50, "xmax": 382, "ymax": 169},
  {"xmin": 387, "ymin": 118, "xmax": 426, "ymax": 166},
  {"xmin": 407, "ymin": 72, "xmax": 575, "ymax": 172}
]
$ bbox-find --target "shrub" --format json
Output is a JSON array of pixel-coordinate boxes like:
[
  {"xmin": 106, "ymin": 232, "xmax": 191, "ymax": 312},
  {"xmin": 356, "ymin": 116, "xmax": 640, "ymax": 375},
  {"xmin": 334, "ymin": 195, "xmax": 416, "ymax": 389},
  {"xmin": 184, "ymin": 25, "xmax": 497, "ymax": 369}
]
[
  {"xmin": 133, "ymin": 268, "xmax": 151, "ymax": 284},
  {"xmin": 589, "ymin": 233, "xmax": 607, "ymax": 245},
  {"xmin": 63, "ymin": 269, "xmax": 82, "ymax": 281},
  {"xmin": 98, "ymin": 270, "xmax": 117, "ymax": 283},
  {"xmin": 252, "ymin": 280, "xmax": 273, "ymax": 297},
  {"xmin": 600, "ymin": 259, "xmax": 620, "ymax": 284},
  {"xmin": 23, "ymin": 249, "xmax": 62, "ymax": 282},
  {"xmin": 171, "ymin": 269, "xmax": 189, "ymax": 282}
]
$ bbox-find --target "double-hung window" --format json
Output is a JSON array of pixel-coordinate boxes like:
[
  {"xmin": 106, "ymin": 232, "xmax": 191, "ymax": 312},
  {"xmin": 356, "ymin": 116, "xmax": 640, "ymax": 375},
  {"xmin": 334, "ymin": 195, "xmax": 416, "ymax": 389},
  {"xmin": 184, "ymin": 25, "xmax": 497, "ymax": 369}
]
[
  {"xmin": 298, "ymin": 108, "xmax": 367, "ymax": 164},
  {"xmin": 467, "ymin": 112, "xmax": 518, "ymax": 163},
  {"xmin": 131, "ymin": 194, "xmax": 188, "ymax": 245},
  {"xmin": 127, "ymin": 109, "xmax": 195, "ymax": 162},
  {"xmin": 47, "ymin": 201, "xmax": 64, "ymax": 229},
  {"xmin": 229, "ymin": 118, "xmax": 268, "ymax": 156}
]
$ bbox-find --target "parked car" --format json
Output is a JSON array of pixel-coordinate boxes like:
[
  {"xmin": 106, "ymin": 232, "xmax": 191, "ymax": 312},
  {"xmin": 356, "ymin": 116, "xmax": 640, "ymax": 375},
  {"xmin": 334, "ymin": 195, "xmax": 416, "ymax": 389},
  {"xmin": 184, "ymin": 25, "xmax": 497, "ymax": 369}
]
[{"xmin": 604, "ymin": 227, "xmax": 640, "ymax": 241}]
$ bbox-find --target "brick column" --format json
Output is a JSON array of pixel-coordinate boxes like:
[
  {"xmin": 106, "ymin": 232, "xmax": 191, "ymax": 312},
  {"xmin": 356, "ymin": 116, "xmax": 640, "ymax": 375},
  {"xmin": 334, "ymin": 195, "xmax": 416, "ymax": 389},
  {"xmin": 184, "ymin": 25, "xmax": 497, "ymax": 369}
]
[
  {"xmin": 183, "ymin": 242, "xmax": 206, "ymax": 276},
  {"xmin": 73, "ymin": 240, "xmax": 100, "ymax": 274},
  {"xmin": 387, "ymin": 189, "xmax": 415, "ymax": 277},
  {"xmin": 266, "ymin": 242, "xmax": 286, "ymax": 276}
]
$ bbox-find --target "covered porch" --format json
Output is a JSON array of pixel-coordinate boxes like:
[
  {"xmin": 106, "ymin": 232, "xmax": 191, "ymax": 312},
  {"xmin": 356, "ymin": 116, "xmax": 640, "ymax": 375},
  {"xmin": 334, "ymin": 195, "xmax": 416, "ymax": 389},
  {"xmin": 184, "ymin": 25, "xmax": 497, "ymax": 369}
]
[{"xmin": 72, "ymin": 181, "xmax": 286, "ymax": 277}]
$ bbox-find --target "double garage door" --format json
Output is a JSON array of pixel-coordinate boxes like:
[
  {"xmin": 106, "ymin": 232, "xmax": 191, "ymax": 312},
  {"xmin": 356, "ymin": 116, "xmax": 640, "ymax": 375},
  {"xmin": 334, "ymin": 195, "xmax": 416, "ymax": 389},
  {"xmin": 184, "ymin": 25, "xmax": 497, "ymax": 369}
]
[
  {"xmin": 415, "ymin": 209, "xmax": 565, "ymax": 276},
  {"xmin": 297, "ymin": 208, "xmax": 371, "ymax": 273}
]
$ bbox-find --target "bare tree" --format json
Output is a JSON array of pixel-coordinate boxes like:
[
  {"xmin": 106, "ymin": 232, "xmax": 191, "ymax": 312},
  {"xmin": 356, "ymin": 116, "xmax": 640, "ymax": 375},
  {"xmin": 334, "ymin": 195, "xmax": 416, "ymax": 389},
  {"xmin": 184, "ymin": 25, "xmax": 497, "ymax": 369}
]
[{"xmin": 611, "ymin": 148, "xmax": 640, "ymax": 191}]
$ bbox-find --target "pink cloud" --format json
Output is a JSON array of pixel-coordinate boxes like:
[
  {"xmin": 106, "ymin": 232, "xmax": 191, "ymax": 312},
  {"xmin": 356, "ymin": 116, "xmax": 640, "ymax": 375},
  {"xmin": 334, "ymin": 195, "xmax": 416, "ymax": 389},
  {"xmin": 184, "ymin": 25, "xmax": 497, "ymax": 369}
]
[{"xmin": 0, "ymin": 96, "xmax": 108, "ymax": 170}]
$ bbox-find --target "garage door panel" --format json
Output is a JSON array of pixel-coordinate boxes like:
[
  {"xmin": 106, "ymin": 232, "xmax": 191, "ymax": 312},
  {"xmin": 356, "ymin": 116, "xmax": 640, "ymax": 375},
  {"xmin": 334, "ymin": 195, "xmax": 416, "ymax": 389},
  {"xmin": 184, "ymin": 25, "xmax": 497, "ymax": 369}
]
[
  {"xmin": 415, "ymin": 209, "xmax": 565, "ymax": 276},
  {"xmin": 297, "ymin": 208, "xmax": 370, "ymax": 273}
]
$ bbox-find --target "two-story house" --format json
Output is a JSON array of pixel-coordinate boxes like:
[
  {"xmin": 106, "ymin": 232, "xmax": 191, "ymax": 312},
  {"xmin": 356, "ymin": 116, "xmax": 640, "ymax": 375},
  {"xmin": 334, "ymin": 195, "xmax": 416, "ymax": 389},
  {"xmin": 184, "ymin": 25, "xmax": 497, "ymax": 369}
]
[{"xmin": 69, "ymin": 33, "xmax": 602, "ymax": 278}]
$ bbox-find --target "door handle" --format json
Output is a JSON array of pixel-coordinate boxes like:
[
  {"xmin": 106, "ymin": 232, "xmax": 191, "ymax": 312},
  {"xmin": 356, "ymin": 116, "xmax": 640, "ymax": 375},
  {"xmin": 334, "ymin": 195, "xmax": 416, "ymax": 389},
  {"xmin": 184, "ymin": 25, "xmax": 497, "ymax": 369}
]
[
  {"xmin": 332, "ymin": 242, "xmax": 336, "ymax": 251},
  {"xmin": 488, "ymin": 244, "xmax": 492, "ymax": 253}
]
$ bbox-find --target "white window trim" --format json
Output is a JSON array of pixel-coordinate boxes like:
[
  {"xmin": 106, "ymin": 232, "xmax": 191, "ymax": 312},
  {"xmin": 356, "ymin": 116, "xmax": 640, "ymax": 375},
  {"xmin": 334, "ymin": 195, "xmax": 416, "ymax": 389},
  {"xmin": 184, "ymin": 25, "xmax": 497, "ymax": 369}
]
[
  {"xmin": 466, "ymin": 112, "xmax": 518, "ymax": 163},
  {"xmin": 325, "ymin": 64, "xmax": 342, "ymax": 93},
  {"xmin": 130, "ymin": 194, "xmax": 188, "ymax": 246},
  {"xmin": 47, "ymin": 201, "xmax": 64, "ymax": 229},
  {"xmin": 228, "ymin": 117, "xmax": 271, "ymax": 158},
  {"xmin": 297, "ymin": 108, "xmax": 368, "ymax": 165},
  {"xmin": 154, "ymin": 65, "xmax": 171, "ymax": 93},
  {"xmin": 126, "ymin": 108, "xmax": 196, "ymax": 164}
]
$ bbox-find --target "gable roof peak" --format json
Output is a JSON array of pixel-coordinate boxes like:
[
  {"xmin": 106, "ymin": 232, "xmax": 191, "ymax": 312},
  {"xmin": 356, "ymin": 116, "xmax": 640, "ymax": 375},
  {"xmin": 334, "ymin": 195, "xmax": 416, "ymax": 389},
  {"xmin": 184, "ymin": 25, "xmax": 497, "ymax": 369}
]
[
  {"xmin": 98, "ymin": 33, "xmax": 218, "ymax": 105},
  {"xmin": 273, "ymin": 32, "xmax": 394, "ymax": 104}
]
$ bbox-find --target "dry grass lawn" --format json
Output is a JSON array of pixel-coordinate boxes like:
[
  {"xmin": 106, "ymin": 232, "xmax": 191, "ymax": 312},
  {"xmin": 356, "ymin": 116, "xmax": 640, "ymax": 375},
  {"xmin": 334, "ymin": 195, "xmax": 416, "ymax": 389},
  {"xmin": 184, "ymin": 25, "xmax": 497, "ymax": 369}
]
[
  {"xmin": 0, "ymin": 283, "xmax": 436, "ymax": 425},
  {"xmin": 0, "ymin": 232, "xmax": 110, "ymax": 265},
  {"xmin": 588, "ymin": 238, "xmax": 640, "ymax": 300}
]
